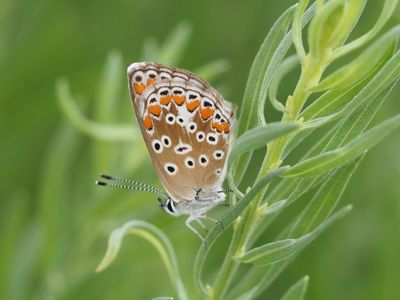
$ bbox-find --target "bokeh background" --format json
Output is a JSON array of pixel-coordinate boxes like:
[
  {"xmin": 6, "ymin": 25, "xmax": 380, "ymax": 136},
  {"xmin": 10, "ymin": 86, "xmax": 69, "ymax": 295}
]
[{"xmin": 1, "ymin": 0, "xmax": 399, "ymax": 299}]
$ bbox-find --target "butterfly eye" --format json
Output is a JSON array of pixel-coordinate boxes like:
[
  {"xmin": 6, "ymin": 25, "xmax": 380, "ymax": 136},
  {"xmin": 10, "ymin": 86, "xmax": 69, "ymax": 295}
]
[
  {"xmin": 199, "ymin": 154, "xmax": 209, "ymax": 167},
  {"xmin": 207, "ymin": 133, "xmax": 218, "ymax": 145},
  {"xmin": 196, "ymin": 131, "xmax": 205, "ymax": 142},
  {"xmin": 167, "ymin": 200, "xmax": 175, "ymax": 213},
  {"xmin": 152, "ymin": 139, "xmax": 163, "ymax": 154}
]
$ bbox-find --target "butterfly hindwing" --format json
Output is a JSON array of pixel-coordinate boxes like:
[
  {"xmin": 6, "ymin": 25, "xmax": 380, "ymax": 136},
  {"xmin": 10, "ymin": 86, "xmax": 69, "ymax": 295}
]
[{"xmin": 128, "ymin": 62, "xmax": 235, "ymax": 204}]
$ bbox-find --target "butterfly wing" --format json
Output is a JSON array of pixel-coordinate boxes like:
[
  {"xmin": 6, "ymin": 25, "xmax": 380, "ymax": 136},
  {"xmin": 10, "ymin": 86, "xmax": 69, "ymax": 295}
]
[{"xmin": 127, "ymin": 62, "xmax": 235, "ymax": 203}]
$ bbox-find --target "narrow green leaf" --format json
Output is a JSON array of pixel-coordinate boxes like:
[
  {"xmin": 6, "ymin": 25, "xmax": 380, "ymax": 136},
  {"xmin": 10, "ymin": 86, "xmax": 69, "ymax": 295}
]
[
  {"xmin": 333, "ymin": 0, "xmax": 399, "ymax": 59},
  {"xmin": 308, "ymin": 0, "xmax": 345, "ymax": 59},
  {"xmin": 194, "ymin": 59, "xmax": 231, "ymax": 82},
  {"xmin": 229, "ymin": 122, "xmax": 299, "ymax": 164},
  {"xmin": 289, "ymin": 158, "xmax": 362, "ymax": 237},
  {"xmin": 96, "ymin": 220, "xmax": 188, "ymax": 300},
  {"xmin": 0, "ymin": 193, "xmax": 28, "ymax": 300},
  {"xmin": 257, "ymin": 8, "xmax": 300, "ymax": 124},
  {"xmin": 56, "ymin": 79, "xmax": 138, "ymax": 141},
  {"xmin": 95, "ymin": 51, "xmax": 123, "ymax": 122},
  {"xmin": 234, "ymin": 4, "xmax": 299, "ymax": 182},
  {"xmin": 37, "ymin": 125, "xmax": 80, "ymax": 271},
  {"xmin": 281, "ymin": 276, "xmax": 309, "ymax": 300},
  {"xmin": 93, "ymin": 51, "xmax": 124, "ymax": 170},
  {"xmin": 292, "ymin": 0, "xmax": 311, "ymax": 59},
  {"xmin": 236, "ymin": 206, "xmax": 351, "ymax": 265},
  {"xmin": 311, "ymin": 25, "xmax": 400, "ymax": 92},
  {"xmin": 262, "ymin": 199, "xmax": 288, "ymax": 216},
  {"xmin": 284, "ymin": 114, "xmax": 400, "ymax": 177},
  {"xmin": 194, "ymin": 167, "xmax": 287, "ymax": 294},
  {"xmin": 157, "ymin": 22, "xmax": 192, "ymax": 65},
  {"xmin": 331, "ymin": 0, "xmax": 366, "ymax": 47},
  {"xmin": 269, "ymin": 55, "xmax": 299, "ymax": 112}
]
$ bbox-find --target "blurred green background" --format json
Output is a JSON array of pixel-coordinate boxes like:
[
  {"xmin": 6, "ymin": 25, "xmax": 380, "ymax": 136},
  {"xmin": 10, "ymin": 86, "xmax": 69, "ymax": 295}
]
[{"xmin": 1, "ymin": 0, "xmax": 399, "ymax": 299}]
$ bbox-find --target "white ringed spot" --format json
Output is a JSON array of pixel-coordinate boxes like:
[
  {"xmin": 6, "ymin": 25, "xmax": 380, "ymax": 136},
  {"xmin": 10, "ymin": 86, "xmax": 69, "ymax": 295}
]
[
  {"xmin": 213, "ymin": 150, "xmax": 224, "ymax": 160},
  {"xmin": 188, "ymin": 122, "xmax": 197, "ymax": 133},
  {"xmin": 165, "ymin": 113, "xmax": 175, "ymax": 125},
  {"xmin": 161, "ymin": 135, "xmax": 171, "ymax": 147},
  {"xmin": 152, "ymin": 139, "xmax": 163, "ymax": 154},
  {"xmin": 164, "ymin": 163, "xmax": 178, "ymax": 175},
  {"xmin": 196, "ymin": 131, "xmax": 205, "ymax": 142},
  {"xmin": 199, "ymin": 154, "xmax": 209, "ymax": 167},
  {"xmin": 207, "ymin": 133, "xmax": 218, "ymax": 145},
  {"xmin": 184, "ymin": 157, "xmax": 195, "ymax": 169}
]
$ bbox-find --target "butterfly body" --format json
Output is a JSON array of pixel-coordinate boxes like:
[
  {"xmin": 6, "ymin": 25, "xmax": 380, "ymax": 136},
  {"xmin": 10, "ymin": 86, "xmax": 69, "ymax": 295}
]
[{"xmin": 97, "ymin": 62, "xmax": 235, "ymax": 240}]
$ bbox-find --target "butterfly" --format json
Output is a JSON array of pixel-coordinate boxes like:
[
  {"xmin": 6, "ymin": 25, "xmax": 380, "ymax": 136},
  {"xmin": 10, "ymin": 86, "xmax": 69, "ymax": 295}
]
[{"xmin": 96, "ymin": 62, "xmax": 236, "ymax": 241}]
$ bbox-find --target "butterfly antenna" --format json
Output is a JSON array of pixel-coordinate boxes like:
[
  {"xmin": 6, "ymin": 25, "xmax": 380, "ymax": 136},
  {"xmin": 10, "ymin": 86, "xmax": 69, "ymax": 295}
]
[
  {"xmin": 96, "ymin": 180, "xmax": 168, "ymax": 198},
  {"xmin": 99, "ymin": 173, "xmax": 165, "ymax": 195}
]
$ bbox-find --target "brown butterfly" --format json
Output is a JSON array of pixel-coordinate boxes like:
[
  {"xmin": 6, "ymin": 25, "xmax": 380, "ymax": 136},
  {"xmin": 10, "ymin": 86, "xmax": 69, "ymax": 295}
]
[{"xmin": 97, "ymin": 62, "xmax": 236, "ymax": 241}]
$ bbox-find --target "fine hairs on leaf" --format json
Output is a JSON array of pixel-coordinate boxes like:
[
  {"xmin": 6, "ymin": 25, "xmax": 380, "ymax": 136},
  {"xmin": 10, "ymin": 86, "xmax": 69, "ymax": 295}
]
[{"xmin": 78, "ymin": 1, "xmax": 400, "ymax": 299}]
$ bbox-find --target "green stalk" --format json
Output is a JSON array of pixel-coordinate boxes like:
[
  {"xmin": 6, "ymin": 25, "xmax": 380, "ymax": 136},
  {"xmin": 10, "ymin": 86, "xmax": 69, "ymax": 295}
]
[{"xmin": 210, "ymin": 54, "xmax": 327, "ymax": 300}]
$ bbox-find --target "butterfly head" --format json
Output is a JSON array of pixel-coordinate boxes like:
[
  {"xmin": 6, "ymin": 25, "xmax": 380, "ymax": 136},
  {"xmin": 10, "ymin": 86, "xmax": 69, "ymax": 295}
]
[{"xmin": 158, "ymin": 197, "xmax": 182, "ymax": 217}]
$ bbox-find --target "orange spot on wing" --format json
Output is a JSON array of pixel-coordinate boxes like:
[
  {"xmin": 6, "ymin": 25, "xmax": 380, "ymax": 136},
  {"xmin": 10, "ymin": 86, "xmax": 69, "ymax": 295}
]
[
  {"xmin": 211, "ymin": 122, "xmax": 223, "ymax": 133},
  {"xmin": 186, "ymin": 100, "xmax": 200, "ymax": 112},
  {"xmin": 222, "ymin": 123, "xmax": 230, "ymax": 133},
  {"xmin": 200, "ymin": 108, "xmax": 214, "ymax": 120},
  {"xmin": 172, "ymin": 95, "xmax": 186, "ymax": 106},
  {"xmin": 148, "ymin": 105, "xmax": 161, "ymax": 117},
  {"xmin": 160, "ymin": 96, "xmax": 172, "ymax": 105},
  {"xmin": 146, "ymin": 78, "xmax": 156, "ymax": 87},
  {"xmin": 134, "ymin": 83, "xmax": 146, "ymax": 95},
  {"xmin": 143, "ymin": 114, "xmax": 153, "ymax": 130}
]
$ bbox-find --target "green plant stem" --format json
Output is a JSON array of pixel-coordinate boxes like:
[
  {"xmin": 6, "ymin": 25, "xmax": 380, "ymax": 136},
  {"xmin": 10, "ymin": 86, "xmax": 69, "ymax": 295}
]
[{"xmin": 210, "ymin": 54, "xmax": 326, "ymax": 300}]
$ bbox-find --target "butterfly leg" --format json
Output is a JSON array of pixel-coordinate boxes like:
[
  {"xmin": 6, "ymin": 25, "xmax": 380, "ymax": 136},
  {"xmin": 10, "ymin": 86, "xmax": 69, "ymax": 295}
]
[
  {"xmin": 185, "ymin": 215, "xmax": 205, "ymax": 243},
  {"xmin": 195, "ymin": 218, "xmax": 209, "ymax": 233},
  {"xmin": 205, "ymin": 215, "xmax": 224, "ymax": 232}
]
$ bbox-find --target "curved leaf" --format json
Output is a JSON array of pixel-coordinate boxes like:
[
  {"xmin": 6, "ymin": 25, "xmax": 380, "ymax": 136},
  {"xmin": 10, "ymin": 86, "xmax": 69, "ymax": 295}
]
[
  {"xmin": 235, "ymin": 205, "xmax": 351, "ymax": 265},
  {"xmin": 96, "ymin": 220, "xmax": 188, "ymax": 300},
  {"xmin": 284, "ymin": 114, "xmax": 400, "ymax": 177},
  {"xmin": 311, "ymin": 25, "xmax": 400, "ymax": 92},
  {"xmin": 281, "ymin": 276, "xmax": 309, "ymax": 300},
  {"xmin": 229, "ymin": 122, "xmax": 299, "ymax": 164}
]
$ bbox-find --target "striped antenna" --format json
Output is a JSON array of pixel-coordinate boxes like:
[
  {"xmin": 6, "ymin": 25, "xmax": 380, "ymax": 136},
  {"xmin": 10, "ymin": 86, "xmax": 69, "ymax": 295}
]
[
  {"xmin": 96, "ymin": 174, "xmax": 167, "ymax": 199},
  {"xmin": 99, "ymin": 173, "xmax": 165, "ymax": 195}
]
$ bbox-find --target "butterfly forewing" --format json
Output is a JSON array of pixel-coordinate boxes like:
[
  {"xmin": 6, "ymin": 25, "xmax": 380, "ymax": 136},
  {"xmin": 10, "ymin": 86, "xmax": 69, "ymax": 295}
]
[{"xmin": 127, "ymin": 62, "xmax": 235, "ymax": 205}]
